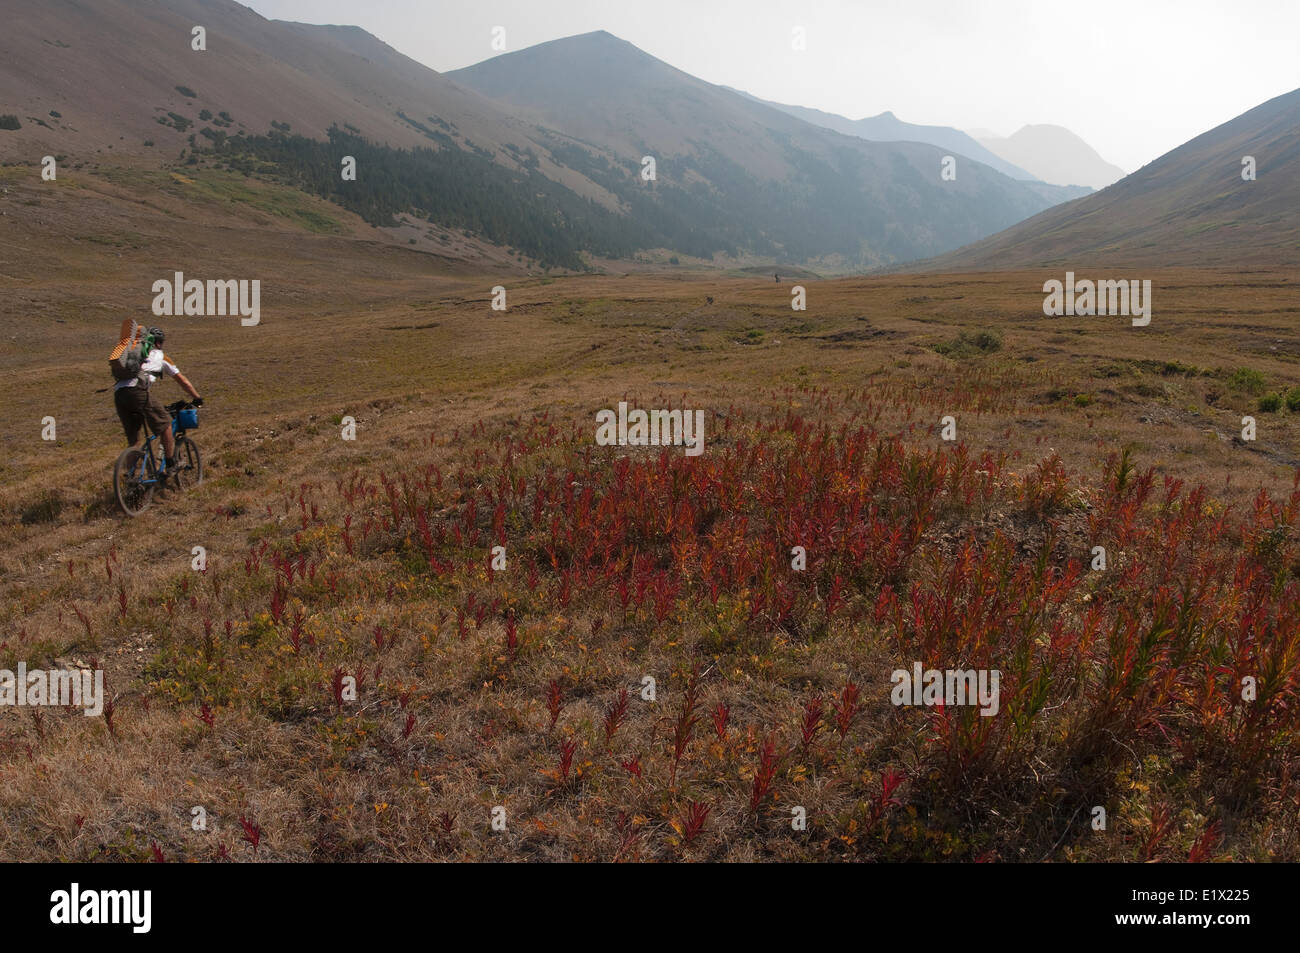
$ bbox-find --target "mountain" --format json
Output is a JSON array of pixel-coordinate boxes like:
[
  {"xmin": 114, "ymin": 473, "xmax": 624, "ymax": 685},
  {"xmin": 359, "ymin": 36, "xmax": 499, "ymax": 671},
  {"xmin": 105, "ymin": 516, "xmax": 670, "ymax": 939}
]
[
  {"xmin": 0, "ymin": 3, "xmax": 1092, "ymax": 271},
  {"xmin": 916, "ymin": 88, "xmax": 1300, "ymax": 271},
  {"xmin": 448, "ymin": 31, "xmax": 1089, "ymax": 269},
  {"xmin": 736, "ymin": 92, "xmax": 1040, "ymax": 182},
  {"xmin": 975, "ymin": 125, "xmax": 1127, "ymax": 189},
  {"xmin": 0, "ymin": 0, "xmax": 679, "ymax": 267},
  {"xmin": 0, "ymin": 0, "xmax": 557, "ymax": 161}
]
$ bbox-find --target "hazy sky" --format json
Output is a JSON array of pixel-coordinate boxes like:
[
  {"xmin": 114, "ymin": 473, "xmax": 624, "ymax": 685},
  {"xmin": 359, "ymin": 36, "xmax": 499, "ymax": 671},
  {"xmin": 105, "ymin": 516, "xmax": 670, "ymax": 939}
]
[{"xmin": 238, "ymin": 0, "xmax": 1298, "ymax": 172}]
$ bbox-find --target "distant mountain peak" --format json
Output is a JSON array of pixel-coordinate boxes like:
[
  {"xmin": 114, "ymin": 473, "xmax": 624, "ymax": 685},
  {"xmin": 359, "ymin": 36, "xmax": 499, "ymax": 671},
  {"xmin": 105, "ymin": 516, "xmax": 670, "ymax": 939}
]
[
  {"xmin": 522, "ymin": 29, "xmax": 642, "ymax": 54},
  {"xmin": 974, "ymin": 124, "xmax": 1126, "ymax": 189}
]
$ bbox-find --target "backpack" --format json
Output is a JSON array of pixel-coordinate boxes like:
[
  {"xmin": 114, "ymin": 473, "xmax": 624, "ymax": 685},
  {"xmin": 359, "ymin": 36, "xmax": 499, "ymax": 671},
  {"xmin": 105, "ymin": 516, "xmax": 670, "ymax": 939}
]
[{"xmin": 109, "ymin": 322, "xmax": 153, "ymax": 382}]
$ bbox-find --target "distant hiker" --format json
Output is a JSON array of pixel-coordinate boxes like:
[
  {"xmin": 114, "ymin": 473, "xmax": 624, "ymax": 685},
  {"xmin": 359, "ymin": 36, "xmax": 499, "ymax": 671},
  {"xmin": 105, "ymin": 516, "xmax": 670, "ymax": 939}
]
[
  {"xmin": 110, "ymin": 320, "xmax": 203, "ymax": 474},
  {"xmin": 775, "ymin": 273, "xmax": 779, "ymax": 282}
]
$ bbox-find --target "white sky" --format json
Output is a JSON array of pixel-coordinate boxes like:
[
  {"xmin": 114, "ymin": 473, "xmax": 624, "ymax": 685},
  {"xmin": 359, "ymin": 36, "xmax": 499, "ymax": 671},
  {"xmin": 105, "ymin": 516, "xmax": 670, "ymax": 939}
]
[{"xmin": 238, "ymin": 0, "xmax": 1299, "ymax": 173}]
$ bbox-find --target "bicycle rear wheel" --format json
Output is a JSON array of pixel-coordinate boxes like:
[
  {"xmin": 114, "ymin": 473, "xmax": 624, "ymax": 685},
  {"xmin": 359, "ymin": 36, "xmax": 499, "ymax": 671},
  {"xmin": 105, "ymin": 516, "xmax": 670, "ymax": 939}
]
[
  {"xmin": 114, "ymin": 447, "xmax": 155, "ymax": 516},
  {"xmin": 173, "ymin": 437, "xmax": 202, "ymax": 490}
]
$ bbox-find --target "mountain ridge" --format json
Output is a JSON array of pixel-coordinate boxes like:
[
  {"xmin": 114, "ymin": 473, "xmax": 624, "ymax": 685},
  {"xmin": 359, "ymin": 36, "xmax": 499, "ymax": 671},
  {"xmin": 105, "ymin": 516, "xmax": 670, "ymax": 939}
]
[
  {"xmin": 0, "ymin": 6, "xmax": 1108, "ymax": 271},
  {"xmin": 908, "ymin": 87, "xmax": 1300, "ymax": 271},
  {"xmin": 448, "ymin": 30, "xmax": 1091, "ymax": 269},
  {"xmin": 731, "ymin": 89, "xmax": 1041, "ymax": 182}
]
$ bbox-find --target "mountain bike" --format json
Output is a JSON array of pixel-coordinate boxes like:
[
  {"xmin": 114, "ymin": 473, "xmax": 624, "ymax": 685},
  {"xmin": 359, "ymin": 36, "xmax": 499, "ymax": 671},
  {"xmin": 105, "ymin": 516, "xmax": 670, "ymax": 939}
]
[{"xmin": 113, "ymin": 400, "xmax": 203, "ymax": 516}]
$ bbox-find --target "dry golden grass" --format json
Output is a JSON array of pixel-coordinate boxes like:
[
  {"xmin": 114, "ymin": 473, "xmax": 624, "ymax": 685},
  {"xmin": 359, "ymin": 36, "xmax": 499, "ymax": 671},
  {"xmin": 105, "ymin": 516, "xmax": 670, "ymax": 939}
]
[{"xmin": 2, "ymin": 164, "xmax": 1299, "ymax": 862}]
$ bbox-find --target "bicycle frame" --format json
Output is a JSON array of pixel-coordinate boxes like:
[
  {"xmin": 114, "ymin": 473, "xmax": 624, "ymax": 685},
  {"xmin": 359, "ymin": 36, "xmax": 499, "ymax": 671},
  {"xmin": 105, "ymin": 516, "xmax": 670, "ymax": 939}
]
[
  {"xmin": 131, "ymin": 433, "xmax": 164, "ymax": 487},
  {"xmin": 129, "ymin": 412, "xmax": 192, "ymax": 487}
]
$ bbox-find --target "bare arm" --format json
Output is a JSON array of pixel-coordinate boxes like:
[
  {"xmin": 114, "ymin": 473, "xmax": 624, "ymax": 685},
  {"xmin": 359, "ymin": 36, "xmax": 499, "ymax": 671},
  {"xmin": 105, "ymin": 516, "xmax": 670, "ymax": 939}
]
[{"xmin": 173, "ymin": 371, "xmax": 201, "ymax": 401}]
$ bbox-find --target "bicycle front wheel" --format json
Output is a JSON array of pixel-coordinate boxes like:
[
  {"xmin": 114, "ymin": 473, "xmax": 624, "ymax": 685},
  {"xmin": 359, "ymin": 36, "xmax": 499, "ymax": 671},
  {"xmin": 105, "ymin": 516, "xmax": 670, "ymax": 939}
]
[
  {"xmin": 173, "ymin": 437, "xmax": 202, "ymax": 490},
  {"xmin": 114, "ymin": 447, "xmax": 155, "ymax": 516}
]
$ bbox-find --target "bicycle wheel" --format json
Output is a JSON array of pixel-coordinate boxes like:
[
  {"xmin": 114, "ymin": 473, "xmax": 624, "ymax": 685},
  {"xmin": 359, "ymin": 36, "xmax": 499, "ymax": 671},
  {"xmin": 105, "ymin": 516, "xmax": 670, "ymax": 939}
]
[
  {"xmin": 173, "ymin": 437, "xmax": 202, "ymax": 490},
  {"xmin": 114, "ymin": 447, "xmax": 155, "ymax": 516}
]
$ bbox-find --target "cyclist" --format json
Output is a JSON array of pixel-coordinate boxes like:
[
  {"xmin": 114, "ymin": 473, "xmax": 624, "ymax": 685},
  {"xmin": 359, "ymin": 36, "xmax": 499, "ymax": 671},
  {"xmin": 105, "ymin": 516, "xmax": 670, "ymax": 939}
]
[{"xmin": 112, "ymin": 323, "xmax": 203, "ymax": 475}]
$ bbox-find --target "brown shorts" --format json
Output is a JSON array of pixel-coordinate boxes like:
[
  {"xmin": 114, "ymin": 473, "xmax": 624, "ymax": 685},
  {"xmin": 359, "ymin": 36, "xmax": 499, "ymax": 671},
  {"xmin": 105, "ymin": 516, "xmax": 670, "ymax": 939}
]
[{"xmin": 114, "ymin": 384, "xmax": 171, "ymax": 445}]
